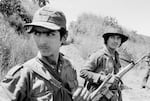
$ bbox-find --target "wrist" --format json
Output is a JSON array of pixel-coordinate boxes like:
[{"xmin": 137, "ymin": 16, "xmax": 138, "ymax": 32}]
[{"xmin": 99, "ymin": 75, "xmax": 106, "ymax": 81}]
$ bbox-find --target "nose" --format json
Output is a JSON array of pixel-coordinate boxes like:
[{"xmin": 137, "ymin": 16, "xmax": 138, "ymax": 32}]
[
  {"xmin": 114, "ymin": 38, "xmax": 119, "ymax": 43},
  {"xmin": 38, "ymin": 34, "xmax": 47, "ymax": 44},
  {"xmin": 114, "ymin": 37, "xmax": 121, "ymax": 43}
]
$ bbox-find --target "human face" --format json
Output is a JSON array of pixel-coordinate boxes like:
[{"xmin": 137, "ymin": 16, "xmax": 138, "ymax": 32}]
[
  {"xmin": 32, "ymin": 27, "xmax": 62, "ymax": 57},
  {"xmin": 106, "ymin": 35, "xmax": 121, "ymax": 50}
]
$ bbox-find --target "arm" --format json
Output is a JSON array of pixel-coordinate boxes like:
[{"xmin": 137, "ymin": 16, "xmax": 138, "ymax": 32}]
[
  {"xmin": 0, "ymin": 65, "xmax": 29, "ymax": 101},
  {"xmin": 80, "ymin": 52, "xmax": 105, "ymax": 83}
]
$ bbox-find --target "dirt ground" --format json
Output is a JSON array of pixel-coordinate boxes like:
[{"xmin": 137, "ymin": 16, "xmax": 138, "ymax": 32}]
[{"xmin": 122, "ymin": 69, "xmax": 150, "ymax": 101}]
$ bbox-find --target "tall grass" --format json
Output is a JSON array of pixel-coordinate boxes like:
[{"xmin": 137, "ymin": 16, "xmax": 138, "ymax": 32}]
[{"xmin": 0, "ymin": 16, "xmax": 37, "ymax": 80}]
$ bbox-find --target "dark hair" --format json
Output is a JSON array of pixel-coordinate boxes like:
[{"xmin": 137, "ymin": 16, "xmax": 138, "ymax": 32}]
[
  {"xmin": 104, "ymin": 36, "xmax": 109, "ymax": 45},
  {"xmin": 59, "ymin": 28, "xmax": 68, "ymax": 39},
  {"xmin": 103, "ymin": 34, "xmax": 122, "ymax": 46},
  {"xmin": 27, "ymin": 26, "xmax": 67, "ymax": 38}
]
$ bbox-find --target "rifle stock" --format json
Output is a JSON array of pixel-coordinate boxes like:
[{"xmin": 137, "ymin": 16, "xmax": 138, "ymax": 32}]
[{"xmin": 89, "ymin": 55, "xmax": 147, "ymax": 100}]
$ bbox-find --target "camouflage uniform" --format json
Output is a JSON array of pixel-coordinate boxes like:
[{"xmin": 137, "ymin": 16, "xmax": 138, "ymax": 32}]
[
  {"xmin": 80, "ymin": 46, "xmax": 122, "ymax": 101},
  {"xmin": 0, "ymin": 52, "xmax": 78, "ymax": 101}
]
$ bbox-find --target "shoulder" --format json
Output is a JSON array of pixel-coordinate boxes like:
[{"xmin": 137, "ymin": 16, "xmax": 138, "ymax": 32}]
[
  {"xmin": 61, "ymin": 53, "xmax": 74, "ymax": 68},
  {"xmin": 60, "ymin": 53, "xmax": 77, "ymax": 73},
  {"xmin": 6, "ymin": 58, "xmax": 37, "ymax": 77},
  {"xmin": 89, "ymin": 49, "xmax": 106, "ymax": 60},
  {"xmin": 6, "ymin": 64, "xmax": 24, "ymax": 77},
  {"xmin": 23, "ymin": 58, "xmax": 39, "ymax": 68}
]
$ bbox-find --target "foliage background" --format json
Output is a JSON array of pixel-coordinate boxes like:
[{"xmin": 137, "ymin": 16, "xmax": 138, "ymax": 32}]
[
  {"xmin": 0, "ymin": 0, "xmax": 150, "ymax": 101},
  {"xmin": 0, "ymin": 0, "xmax": 150, "ymax": 79}
]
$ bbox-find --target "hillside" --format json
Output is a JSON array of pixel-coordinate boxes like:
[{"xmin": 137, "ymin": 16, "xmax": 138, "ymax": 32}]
[{"xmin": 0, "ymin": 1, "xmax": 150, "ymax": 101}]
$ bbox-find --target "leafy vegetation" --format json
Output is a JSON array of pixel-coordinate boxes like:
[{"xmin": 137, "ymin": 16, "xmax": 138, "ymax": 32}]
[
  {"xmin": 0, "ymin": 0, "xmax": 48, "ymax": 79},
  {"xmin": 0, "ymin": 0, "xmax": 150, "ymax": 80},
  {"xmin": 67, "ymin": 13, "xmax": 150, "ymax": 70},
  {"xmin": 0, "ymin": 0, "xmax": 49, "ymax": 35}
]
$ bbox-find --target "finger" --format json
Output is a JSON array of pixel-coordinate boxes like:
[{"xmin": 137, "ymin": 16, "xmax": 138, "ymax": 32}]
[
  {"xmin": 80, "ymin": 87, "xmax": 87, "ymax": 97},
  {"xmin": 84, "ymin": 91, "xmax": 90, "ymax": 100},
  {"xmin": 80, "ymin": 74, "xmax": 85, "ymax": 78},
  {"xmin": 80, "ymin": 70, "xmax": 86, "ymax": 75},
  {"xmin": 74, "ymin": 96, "xmax": 83, "ymax": 101},
  {"xmin": 72, "ymin": 87, "xmax": 82, "ymax": 99},
  {"xmin": 80, "ymin": 74, "xmax": 88, "ymax": 78}
]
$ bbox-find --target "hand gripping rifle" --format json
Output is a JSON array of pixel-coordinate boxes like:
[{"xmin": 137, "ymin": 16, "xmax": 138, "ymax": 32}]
[{"xmin": 89, "ymin": 54, "xmax": 147, "ymax": 100}]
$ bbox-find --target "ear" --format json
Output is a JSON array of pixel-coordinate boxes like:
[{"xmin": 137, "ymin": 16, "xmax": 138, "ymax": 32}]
[{"xmin": 61, "ymin": 31, "xmax": 68, "ymax": 45}]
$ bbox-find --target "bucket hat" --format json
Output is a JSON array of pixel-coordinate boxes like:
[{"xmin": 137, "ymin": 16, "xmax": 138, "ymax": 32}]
[{"xmin": 103, "ymin": 26, "xmax": 128, "ymax": 44}]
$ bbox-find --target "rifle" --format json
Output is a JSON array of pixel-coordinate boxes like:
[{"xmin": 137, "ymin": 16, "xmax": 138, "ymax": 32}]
[{"xmin": 89, "ymin": 54, "xmax": 147, "ymax": 100}]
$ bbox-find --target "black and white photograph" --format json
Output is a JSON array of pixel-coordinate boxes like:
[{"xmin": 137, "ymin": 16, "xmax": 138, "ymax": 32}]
[{"xmin": 0, "ymin": 0, "xmax": 149, "ymax": 101}]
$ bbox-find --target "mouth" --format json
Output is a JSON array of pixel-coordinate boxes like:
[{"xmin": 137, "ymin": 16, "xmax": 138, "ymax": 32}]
[
  {"xmin": 112, "ymin": 43, "xmax": 119, "ymax": 46},
  {"xmin": 38, "ymin": 46, "xmax": 49, "ymax": 50}
]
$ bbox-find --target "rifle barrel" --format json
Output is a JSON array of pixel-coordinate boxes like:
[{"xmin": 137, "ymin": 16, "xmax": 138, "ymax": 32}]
[
  {"xmin": 89, "ymin": 54, "xmax": 147, "ymax": 100},
  {"xmin": 117, "ymin": 55, "xmax": 146, "ymax": 78}
]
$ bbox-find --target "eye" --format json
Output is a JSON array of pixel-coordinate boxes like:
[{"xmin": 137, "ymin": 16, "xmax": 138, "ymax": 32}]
[
  {"xmin": 46, "ymin": 31, "xmax": 56, "ymax": 37},
  {"xmin": 34, "ymin": 32, "xmax": 41, "ymax": 36},
  {"xmin": 117, "ymin": 37, "xmax": 121, "ymax": 40},
  {"xmin": 110, "ymin": 36, "xmax": 115, "ymax": 39}
]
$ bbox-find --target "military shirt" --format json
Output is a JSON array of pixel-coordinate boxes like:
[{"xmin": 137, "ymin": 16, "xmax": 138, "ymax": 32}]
[
  {"xmin": 82, "ymin": 47, "xmax": 121, "ymax": 76},
  {"xmin": 80, "ymin": 46, "xmax": 122, "ymax": 101},
  {"xmin": 0, "ymin": 52, "xmax": 78, "ymax": 101}
]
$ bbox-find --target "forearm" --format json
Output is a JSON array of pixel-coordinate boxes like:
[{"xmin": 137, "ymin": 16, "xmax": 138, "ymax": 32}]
[{"xmin": 80, "ymin": 69, "xmax": 103, "ymax": 83}]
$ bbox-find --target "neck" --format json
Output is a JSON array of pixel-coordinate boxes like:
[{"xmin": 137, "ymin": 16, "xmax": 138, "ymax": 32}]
[
  {"xmin": 46, "ymin": 54, "xmax": 59, "ymax": 65},
  {"xmin": 106, "ymin": 46, "xmax": 116, "ymax": 56},
  {"xmin": 39, "ymin": 52, "xmax": 59, "ymax": 66}
]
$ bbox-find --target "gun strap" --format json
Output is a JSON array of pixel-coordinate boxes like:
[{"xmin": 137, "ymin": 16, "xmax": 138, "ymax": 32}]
[
  {"xmin": 38, "ymin": 58, "xmax": 63, "ymax": 83},
  {"xmin": 29, "ymin": 58, "xmax": 72, "ymax": 94}
]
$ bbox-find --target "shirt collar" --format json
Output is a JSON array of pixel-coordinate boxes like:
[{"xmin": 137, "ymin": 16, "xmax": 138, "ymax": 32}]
[
  {"xmin": 36, "ymin": 52, "xmax": 64, "ymax": 69},
  {"xmin": 103, "ymin": 45, "xmax": 119, "ymax": 57}
]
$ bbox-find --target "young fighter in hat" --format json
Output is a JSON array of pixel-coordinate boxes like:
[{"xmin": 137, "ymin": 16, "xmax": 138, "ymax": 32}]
[
  {"xmin": 80, "ymin": 26, "xmax": 128, "ymax": 101},
  {"xmin": 0, "ymin": 5, "xmax": 90, "ymax": 101}
]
